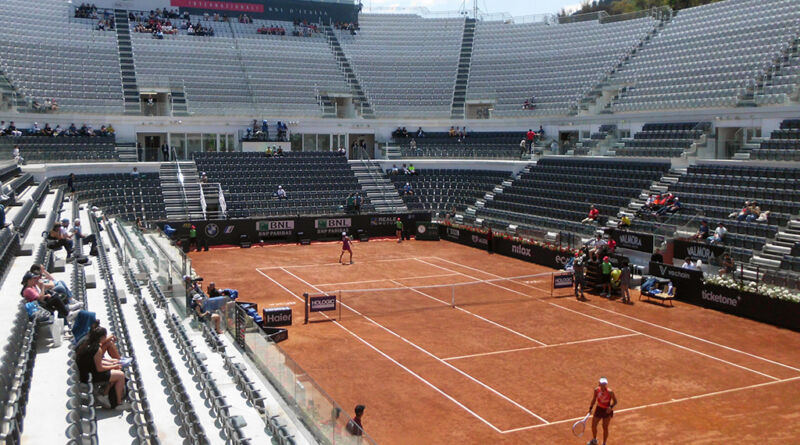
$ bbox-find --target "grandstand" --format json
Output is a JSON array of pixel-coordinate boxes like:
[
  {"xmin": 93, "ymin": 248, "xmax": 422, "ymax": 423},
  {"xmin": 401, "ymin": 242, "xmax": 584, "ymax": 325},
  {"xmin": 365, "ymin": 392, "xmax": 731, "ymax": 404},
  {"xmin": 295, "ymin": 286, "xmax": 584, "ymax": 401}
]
[{"xmin": 0, "ymin": 0, "xmax": 798, "ymax": 443}]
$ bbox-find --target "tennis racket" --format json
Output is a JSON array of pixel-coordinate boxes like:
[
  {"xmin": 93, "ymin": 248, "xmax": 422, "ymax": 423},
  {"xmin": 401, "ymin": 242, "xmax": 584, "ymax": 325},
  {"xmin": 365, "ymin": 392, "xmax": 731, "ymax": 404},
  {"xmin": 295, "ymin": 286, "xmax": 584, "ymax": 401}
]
[{"xmin": 572, "ymin": 412, "xmax": 591, "ymax": 437}]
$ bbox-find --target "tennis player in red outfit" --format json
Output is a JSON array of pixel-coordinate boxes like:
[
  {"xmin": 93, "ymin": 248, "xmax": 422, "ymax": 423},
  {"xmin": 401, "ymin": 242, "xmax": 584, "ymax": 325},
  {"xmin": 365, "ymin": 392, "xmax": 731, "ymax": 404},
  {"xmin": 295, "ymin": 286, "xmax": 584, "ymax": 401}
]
[
  {"xmin": 587, "ymin": 377, "xmax": 617, "ymax": 445},
  {"xmin": 339, "ymin": 232, "xmax": 353, "ymax": 265}
]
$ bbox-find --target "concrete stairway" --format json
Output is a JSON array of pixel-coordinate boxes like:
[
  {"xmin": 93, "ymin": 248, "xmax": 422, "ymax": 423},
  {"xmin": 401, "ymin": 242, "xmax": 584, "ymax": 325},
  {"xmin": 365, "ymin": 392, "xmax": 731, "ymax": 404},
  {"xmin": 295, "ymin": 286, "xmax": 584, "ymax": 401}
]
[
  {"xmin": 450, "ymin": 18, "xmax": 475, "ymax": 119},
  {"xmin": 349, "ymin": 160, "xmax": 407, "ymax": 213},
  {"xmin": 115, "ymin": 142, "xmax": 138, "ymax": 162},
  {"xmin": 324, "ymin": 25, "xmax": 375, "ymax": 119},
  {"xmin": 114, "ymin": 10, "xmax": 141, "ymax": 115},
  {"xmin": 159, "ymin": 162, "xmax": 204, "ymax": 220}
]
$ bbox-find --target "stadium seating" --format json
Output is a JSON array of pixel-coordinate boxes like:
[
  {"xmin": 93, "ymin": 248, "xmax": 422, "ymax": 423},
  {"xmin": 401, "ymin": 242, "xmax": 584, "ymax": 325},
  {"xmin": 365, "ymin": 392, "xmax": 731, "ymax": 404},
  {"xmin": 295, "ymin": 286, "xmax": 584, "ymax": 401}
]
[
  {"xmin": 468, "ymin": 16, "xmax": 657, "ymax": 117},
  {"xmin": 56, "ymin": 173, "xmax": 166, "ymax": 221},
  {"xmin": 615, "ymin": 122, "xmax": 711, "ymax": 157},
  {"xmin": 632, "ymin": 164, "xmax": 799, "ymax": 263},
  {"xmin": 393, "ymin": 131, "xmax": 523, "ymax": 158},
  {"xmin": 749, "ymin": 118, "xmax": 800, "ymax": 161},
  {"xmin": 478, "ymin": 158, "xmax": 670, "ymax": 235},
  {"xmin": 0, "ymin": 0, "xmax": 124, "ymax": 113},
  {"xmin": 334, "ymin": 14, "xmax": 464, "ymax": 118},
  {"xmin": 0, "ymin": 135, "xmax": 117, "ymax": 162},
  {"xmin": 612, "ymin": 0, "xmax": 800, "ymax": 112},
  {"xmin": 391, "ymin": 169, "xmax": 510, "ymax": 213},
  {"xmin": 194, "ymin": 152, "xmax": 371, "ymax": 217}
]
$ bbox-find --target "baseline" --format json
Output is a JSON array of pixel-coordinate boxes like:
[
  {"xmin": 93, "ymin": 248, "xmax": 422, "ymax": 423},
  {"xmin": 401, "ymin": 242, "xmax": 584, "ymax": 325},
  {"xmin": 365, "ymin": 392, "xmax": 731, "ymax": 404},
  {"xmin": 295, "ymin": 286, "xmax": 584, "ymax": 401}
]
[
  {"xmin": 500, "ymin": 375, "xmax": 800, "ymax": 434},
  {"xmin": 419, "ymin": 258, "xmax": 781, "ymax": 381},
  {"xmin": 432, "ymin": 255, "xmax": 800, "ymax": 374}
]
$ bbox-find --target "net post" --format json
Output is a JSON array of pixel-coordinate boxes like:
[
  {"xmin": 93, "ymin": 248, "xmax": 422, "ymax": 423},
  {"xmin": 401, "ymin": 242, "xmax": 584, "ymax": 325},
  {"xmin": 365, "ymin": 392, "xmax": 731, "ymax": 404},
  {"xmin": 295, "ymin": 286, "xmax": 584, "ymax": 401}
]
[{"xmin": 303, "ymin": 292, "xmax": 309, "ymax": 325}]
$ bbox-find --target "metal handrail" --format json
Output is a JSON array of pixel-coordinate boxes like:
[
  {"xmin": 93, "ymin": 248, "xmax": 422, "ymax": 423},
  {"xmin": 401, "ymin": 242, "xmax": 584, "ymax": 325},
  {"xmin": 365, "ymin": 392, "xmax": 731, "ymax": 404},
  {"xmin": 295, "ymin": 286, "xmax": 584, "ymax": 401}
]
[{"xmin": 171, "ymin": 146, "xmax": 191, "ymax": 220}]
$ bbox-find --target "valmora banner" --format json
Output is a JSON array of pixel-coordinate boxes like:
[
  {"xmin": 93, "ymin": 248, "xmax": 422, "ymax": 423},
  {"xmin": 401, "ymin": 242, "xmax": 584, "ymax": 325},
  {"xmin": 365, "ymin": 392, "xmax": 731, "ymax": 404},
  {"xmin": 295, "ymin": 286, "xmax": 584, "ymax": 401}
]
[
  {"xmin": 610, "ymin": 229, "xmax": 653, "ymax": 253},
  {"xmin": 673, "ymin": 239, "xmax": 725, "ymax": 264}
]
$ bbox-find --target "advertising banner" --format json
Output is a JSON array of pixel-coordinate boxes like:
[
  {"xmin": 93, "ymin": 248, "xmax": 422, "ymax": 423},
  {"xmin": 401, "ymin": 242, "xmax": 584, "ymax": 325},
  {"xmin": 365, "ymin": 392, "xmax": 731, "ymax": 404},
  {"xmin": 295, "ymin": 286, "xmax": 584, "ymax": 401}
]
[
  {"xmin": 262, "ymin": 307, "xmax": 292, "ymax": 327},
  {"xmin": 700, "ymin": 283, "xmax": 800, "ymax": 332},
  {"xmin": 553, "ymin": 273, "xmax": 575, "ymax": 289},
  {"xmin": 163, "ymin": 212, "xmax": 431, "ymax": 246},
  {"xmin": 309, "ymin": 295, "xmax": 337, "ymax": 313},
  {"xmin": 673, "ymin": 239, "xmax": 726, "ymax": 264},
  {"xmin": 648, "ymin": 262, "xmax": 703, "ymax": 302},
  {"xmin": 610, "ymin": 230, "xmax": 654, "ymax": 253},
  {"xmin": 415, "ymin": 222, "xmax": 440, "ymax": 241},
  {"xmin": 440, "ymin": 225, "xmax": 574, "ymax": 269}
]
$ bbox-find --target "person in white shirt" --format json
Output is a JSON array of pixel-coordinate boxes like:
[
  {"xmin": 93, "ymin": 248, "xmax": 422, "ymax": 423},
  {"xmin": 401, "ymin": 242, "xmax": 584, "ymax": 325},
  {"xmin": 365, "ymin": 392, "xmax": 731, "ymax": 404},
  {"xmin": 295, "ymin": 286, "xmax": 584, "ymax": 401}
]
[
  {"xmin": 708, "ymin": 223, "xmax": 727, "ymax": 245},
  {"xmin": 276, "ymin": 185, "xmax": 287, "ymax": 200},
  {"xmin": 12, "ymin": 145, "xmax": 22, "ymax": 165},
  {"xmin": 682, "ymin": 257, "xmax": 696, "ymax": 270}
]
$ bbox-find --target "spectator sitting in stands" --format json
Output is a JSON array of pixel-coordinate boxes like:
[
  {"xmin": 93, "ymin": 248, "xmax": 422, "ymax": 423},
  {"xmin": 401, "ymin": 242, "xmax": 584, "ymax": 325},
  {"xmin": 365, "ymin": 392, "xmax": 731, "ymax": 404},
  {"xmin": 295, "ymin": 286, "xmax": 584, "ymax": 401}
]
[
  {"xmin": 729, "ymin": 201, "xmax": 750, "ymax": 220},
  {"xmin": 53, "ymin": 124, "xmax": 62, "ymax": 136},
  {"xmin": 21, "ymin": 270, "xmax": 70, "ymax": 322},
  {"xmin": 408, "ymin": 164, "xmax": 416, "ymax": 175},
  {"xmin": 47, "ymin": 221, "xmax": 73, "ymax": 258},
  {"xmin": 13, "ymin": 145, "xmax": 23, "ymax": 165},
  {"xmin": 402, "ymin": 182, "xmax": 413, "ymax": 196},
  {"xmin": 354, "ymin": 193, "xmax": 362, "ymax": 213},
  {"xmin": 31, "ymin": 122, "xmax": 41, "ymax": 134},
  {"xmin": 416, "ymin": 127, "xmax": 425, "ymax": 138},
  {"xmin": 655, "ymin": 197, "xmax": 681, "ymax": 217},
  {"xmin": 719, "ymin": 254, "xmax": 735, "ymax": 277},
  {"xmin": 200, "ymin": 172, "xmax": 208, "ymax": 183},
  {"xmin": 276, "ymin": 146, "xmax": 284, "ymax": 157},
  {"xmin": 191, "ymin": 292, "xmax": 222, "ymax": 333},
  {"xmin": 42, "ymin": 123, "xmax": 53, "ymax": 136},
  {"xmin": 459, "ymin": 127, "xmax": 467, "ymax": 140},
  {"xmin": 618, "ymin": 215, "xmax": 631, "ymax": 229},
  {"xmin": 449, "ymin": 126, "xmax": 457, "ymax": 137},
  {"xmin": 708, "ymin": 222, "xmax": 726, "ymax": 245},
  {"xmin": 206, "ymin": 282, "xmax": 222, "ymax": 298},
  {"xmin": 31, "ymin": 263, "xmax": 79, "ymax": 308},
  {"xmin": 276, "ymin": 185, "xmax": 287, "ymax": 200},
  {"xmin": 72, "ymin": 218, "xmax": 98, "ymax": 256},
  {"xmin": 581, "ymin": 205, "xmax": 599, "ymax": 224},
  {"xmin": 0, "ymin": 121, "xmax": 5, "ymax": 135},
  {"xmin": 390, "ymin": 164, "xmax": 399, "ymax": 175},
  {"xmin": 692, "ymin": 220, "xmax": 710, "ymax": 241},
  {"xmin": 682, "ymin": 257, "xmax": 702, "ymax": 271},
  {"xmin": 77, "ymin": 327, "xmax": 131, "ymax": 409},
  {"xmin": 606, "ymin": 238, "xmax": 617, "ymax": 254},
  {"xmin": 742, "ymin": 201, "xmax": 761, "ymax": 222},
  {"xmin": 6, "ymin": 121, "xmax": 21, "ymax": 136},
  {"xmin": 757, "ymin": 210, "xmax": 770, "ymax": 223}
]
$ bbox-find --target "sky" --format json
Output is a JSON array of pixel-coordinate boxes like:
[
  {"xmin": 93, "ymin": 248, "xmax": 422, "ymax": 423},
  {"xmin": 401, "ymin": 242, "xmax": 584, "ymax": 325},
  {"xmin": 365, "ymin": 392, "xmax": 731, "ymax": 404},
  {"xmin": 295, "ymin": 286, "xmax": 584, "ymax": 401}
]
[{"xmin": 361, "ymin": 0, "xmax": 583, "ymax": 18}]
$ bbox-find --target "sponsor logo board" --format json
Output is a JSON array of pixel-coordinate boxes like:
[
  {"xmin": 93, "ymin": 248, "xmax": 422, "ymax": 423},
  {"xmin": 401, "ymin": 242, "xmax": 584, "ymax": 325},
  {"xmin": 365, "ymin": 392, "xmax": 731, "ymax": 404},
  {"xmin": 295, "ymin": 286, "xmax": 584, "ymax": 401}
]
[
  {"xmin": 511, "ymin": 244, "xmax": 532, "ymax": 257},
  {"xmin": 553, "ymin": 273, "xmax": 574, "ymax": 289},
  {"xmin": 205, "ymin": 223, "xmax": 219, "ymax": 238},
  {"xmin": 701, "ymin": 290, "xmax": 740, "ymax": 307},
  {"xmin": 257, "ymin": 220, "xmax": 295, "ymax": 237},
  {"xmin": 262, "ymin": 307, "xmax": 292, "ymax": 327},
  {"xmin": 309, "ymin": 295, "xmax": 337, "ymax": 312}
]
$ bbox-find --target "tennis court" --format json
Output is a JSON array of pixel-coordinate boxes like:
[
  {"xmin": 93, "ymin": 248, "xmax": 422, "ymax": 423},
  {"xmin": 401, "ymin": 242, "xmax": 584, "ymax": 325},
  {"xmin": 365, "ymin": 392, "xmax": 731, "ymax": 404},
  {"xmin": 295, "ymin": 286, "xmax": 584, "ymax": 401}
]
[{"xmin": 190, "ymin": 239, "xmax": 800, "ymax": 444}]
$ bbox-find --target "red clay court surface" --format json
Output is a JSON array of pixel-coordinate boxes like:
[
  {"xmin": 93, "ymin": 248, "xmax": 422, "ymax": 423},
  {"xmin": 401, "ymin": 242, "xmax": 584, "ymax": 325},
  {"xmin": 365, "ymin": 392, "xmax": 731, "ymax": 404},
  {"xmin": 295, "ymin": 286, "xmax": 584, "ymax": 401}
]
[{"xmin": 190, "ymin": 239, "xmax": 800, "ymax": 444}]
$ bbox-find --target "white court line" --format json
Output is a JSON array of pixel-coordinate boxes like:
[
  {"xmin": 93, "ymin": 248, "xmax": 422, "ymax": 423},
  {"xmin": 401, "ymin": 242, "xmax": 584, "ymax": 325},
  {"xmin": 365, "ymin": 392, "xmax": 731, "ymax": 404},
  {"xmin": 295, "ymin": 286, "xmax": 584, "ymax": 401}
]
[
  {"xmin": 256, "ymin": 256, "xmax": 436, "ymax": 271},
  {"xmin": 254, "ymin": 267, "xmax": 505, "ymax": 434},
  {"xmin": 432, "ymin": 256, "xmax": 800, "ymax": 374},
  {"xmin": 315, "ymin": 273, "xmax": 460, "ymax": 287},
  {"xmin": 442, "ymin": 334, "xmax": 642, "ymax": 361},
  {"xmin": 279, "ymin": 267, "xmax": 551, "ymax": 425},
  {"xmin": 389, "ymin": 280, "xmax": 547, "ymax": 346},
  {"xmin": 500, "ymin": 375, "xmax": 800, "ymax": 434},
  {"xmin": 419, "ymin": 258, "xmax": 781, "ymax": 381}
]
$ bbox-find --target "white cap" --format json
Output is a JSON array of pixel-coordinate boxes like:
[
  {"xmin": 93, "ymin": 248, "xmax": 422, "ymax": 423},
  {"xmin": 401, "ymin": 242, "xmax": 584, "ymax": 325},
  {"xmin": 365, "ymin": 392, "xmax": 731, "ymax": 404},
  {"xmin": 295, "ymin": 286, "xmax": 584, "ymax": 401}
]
[
  {"xmin": 599, "ymin": 377, "xmax": 608, "ymax": 385},
  {"xmin": 342, "ymin": 232, "xmax": 347, "ymax": 236}
]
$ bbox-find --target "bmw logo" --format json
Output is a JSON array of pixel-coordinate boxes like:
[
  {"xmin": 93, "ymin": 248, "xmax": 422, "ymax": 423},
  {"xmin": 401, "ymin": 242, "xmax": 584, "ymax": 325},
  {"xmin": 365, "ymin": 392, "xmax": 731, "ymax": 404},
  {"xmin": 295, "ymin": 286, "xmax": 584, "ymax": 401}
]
[{"xmin": 205, "ymin": 223, "xmax": 219, "ymax": 238}]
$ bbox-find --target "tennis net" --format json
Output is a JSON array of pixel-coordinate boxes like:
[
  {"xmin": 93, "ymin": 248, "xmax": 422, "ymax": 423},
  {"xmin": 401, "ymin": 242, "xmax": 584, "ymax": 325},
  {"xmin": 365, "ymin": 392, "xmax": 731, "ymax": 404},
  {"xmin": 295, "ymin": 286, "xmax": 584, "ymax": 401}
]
[{"xmin": 305, "ymin": 271, "xmax": 575, "ymax": 322}]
